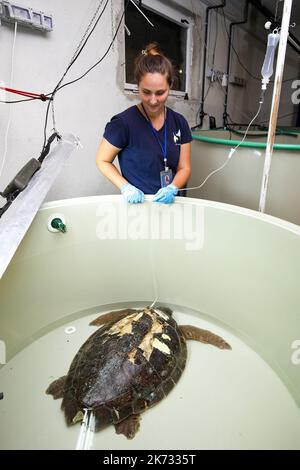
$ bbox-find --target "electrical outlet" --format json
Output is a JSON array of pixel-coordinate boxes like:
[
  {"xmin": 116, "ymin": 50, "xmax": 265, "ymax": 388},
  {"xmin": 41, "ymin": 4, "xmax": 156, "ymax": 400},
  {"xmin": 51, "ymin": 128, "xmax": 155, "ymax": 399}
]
[
  {"xmin": 229, "ymin": 75, "xmax": 246, "ymax": 87},
  {"xmin": 206, "ymin": 67, "xmax": 225, "ymax": 82}
]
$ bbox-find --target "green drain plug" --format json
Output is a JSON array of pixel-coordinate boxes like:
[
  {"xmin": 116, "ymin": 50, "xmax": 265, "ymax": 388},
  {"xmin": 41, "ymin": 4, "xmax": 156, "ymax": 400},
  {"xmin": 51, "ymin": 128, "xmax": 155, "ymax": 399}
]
[{"xmin": 48, "ymin": 215, "xmax": 67, "ymax": 233}]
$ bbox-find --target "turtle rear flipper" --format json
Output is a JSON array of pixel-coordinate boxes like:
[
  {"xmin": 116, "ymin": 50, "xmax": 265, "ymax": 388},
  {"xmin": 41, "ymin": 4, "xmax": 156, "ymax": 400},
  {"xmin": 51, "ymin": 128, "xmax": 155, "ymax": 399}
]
[
  {"xmin": 46, "ymin": 376, "xmax": 67, "ymax": 399},
  {"xmin": 180, "ymin": 325, "xmax": 231, "ymax": 350},
  {"xmin": 61, "ymin": 393, "xmax": 82, "ymax": 426},
  {"xmin": 114, "ymin": 414, "xmax": 141, "ymax": 440},
  {"xmin": 89, "ymin": 309, "xmax": 138, "ymax": 326}
]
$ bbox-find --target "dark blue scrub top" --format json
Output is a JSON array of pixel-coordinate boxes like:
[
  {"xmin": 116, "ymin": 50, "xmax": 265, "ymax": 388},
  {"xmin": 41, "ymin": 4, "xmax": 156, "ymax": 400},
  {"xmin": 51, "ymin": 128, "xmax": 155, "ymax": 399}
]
[{"xmin": 103, "ymin": 105, "xmax": 192, "ymax": 194}]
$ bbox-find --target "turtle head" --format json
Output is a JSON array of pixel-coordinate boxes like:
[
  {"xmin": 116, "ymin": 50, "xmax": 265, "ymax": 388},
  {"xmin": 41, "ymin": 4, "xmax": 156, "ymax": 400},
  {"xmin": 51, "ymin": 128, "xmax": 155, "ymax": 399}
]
[
  {"xmin": 149, "ymin": 306, "xmax": 173, "ymax": 320},
  {"xmin": 155, "ymin": 306, "xmax": 173, "ymax": 316}
]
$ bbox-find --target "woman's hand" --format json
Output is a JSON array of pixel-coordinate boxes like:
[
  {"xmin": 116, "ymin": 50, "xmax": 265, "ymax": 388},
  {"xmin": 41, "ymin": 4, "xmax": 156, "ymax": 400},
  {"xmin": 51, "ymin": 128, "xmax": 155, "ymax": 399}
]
[
  {"xmin": 121, "ymin": 183, "xmax": 144, "ymax": 203},
  {"xmin": 153, "ymin": 184, "xmax": 178, "ymax": 204}
]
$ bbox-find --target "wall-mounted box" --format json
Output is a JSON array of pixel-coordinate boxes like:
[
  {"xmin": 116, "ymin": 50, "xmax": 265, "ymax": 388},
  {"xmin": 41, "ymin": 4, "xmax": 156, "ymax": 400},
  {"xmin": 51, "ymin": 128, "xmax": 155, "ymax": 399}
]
[{"xmin": 0, "ymin": 1, "xmax": 53, "ymax": 32}]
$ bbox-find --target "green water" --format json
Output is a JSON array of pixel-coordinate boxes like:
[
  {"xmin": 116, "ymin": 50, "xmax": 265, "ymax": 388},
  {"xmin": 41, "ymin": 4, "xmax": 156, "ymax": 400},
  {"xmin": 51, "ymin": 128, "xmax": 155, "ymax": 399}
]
[{"xmin": 0, "ymin": 306, "xmax": 300, "ymax": 450}]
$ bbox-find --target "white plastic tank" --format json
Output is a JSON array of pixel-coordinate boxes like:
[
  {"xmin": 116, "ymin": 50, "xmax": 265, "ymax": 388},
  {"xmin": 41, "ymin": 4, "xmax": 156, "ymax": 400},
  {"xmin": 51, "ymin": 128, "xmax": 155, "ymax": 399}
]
[{"xmin": 190, "ymin": 130, "xmax": 300, "ymax": 225}]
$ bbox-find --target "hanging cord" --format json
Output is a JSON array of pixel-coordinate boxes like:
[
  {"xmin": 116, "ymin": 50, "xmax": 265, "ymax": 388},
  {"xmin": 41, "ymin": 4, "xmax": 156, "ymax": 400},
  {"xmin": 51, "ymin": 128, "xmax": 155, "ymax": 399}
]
[
  {"xmin": 0, "ymin": 0, "xmax": 104, "ymax": 106},
  {"xmin": 110, "ymin": 0, "xmax": 115, "ymax": 52},
  {"xmin": 40, "ymin": 0, "xmax": 132, "ymax": 156},
  {"xmin": 40, "ymin": 0, "xmax": 109, "ymax": 153},
  {"xmin": 0, "ymin": 1, "xmax": 131, "ymax": 159},
  {"xmin": 51, "ymin": 99, "xmax": 57, "ymax": 134},
  {"xmin": 38, "ymin": 132, "xmax": 61, "ymax": 163},
  {"xmin": 55, "ymin": 0, "xmax": 108, "ymax": 94},
  {"xmin": 53, "ymin": 0, "xmax": 130, "ymax": 95},
  {"xmin": 129, "ymin": 0, "xmax": 154, "ymax": 27},
  {"xmin": 0, "ymin": 131, "xmax": 61, "ymax": 218},
  {"xmin": 0, "ymin": 0, "xmax": 118, "ymax": 219},
  {"xmin": 0, "ymin": 96, "xmax": 38, "ymax": 103},
  {"xmin": 184, "ymin": 97, "xmax": 264, "ymax": 193},
  {"xmin": 193, "ymin": 10, "xmax": 219, "ymax": 128},
  {"xmin": 1, "ymin": 22, "xmax": 18, "ymax": 181},
  {"xmin": 274, "ymin": 0, "xmax": 281, "ymax": 23}
]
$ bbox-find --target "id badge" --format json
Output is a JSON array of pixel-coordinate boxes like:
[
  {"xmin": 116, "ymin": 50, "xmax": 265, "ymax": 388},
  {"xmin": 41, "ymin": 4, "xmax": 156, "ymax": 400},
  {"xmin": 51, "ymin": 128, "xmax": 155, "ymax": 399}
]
[{"xmin": 160, "ymin": 169, "xmax": 173, "ymax": 188}]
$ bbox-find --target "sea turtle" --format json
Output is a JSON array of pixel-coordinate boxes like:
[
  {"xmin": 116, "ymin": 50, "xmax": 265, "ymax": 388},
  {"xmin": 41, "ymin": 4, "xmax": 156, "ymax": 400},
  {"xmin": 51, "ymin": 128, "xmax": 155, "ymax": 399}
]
[{"xmin": 46, "ymin": 306, "xmax": 231, "ymax": 439}]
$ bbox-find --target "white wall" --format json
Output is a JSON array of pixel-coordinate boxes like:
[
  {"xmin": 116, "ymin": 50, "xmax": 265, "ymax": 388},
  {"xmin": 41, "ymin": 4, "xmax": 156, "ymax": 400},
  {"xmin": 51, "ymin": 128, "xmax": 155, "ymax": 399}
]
[{"xmin": 0, "ymin": 0, "xmax": 298, "ymax": 203}]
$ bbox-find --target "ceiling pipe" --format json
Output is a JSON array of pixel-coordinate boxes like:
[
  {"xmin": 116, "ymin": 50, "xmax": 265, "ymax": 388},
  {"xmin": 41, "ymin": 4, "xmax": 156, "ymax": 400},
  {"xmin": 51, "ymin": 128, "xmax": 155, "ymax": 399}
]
[
  {"xmin": 223, "ymin": 0, "xmax": 250, "ymax": 128},
  {"xmin": 196, "ymin": 0, "xmax": 226, "ymax": 129}
]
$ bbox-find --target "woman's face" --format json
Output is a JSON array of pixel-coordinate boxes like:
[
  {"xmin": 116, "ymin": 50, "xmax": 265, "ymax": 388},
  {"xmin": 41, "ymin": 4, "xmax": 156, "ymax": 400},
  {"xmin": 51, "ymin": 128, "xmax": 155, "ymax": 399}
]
[{"xmin": 138, "ymin": 73, "xmax": 170, "ymax": 117}]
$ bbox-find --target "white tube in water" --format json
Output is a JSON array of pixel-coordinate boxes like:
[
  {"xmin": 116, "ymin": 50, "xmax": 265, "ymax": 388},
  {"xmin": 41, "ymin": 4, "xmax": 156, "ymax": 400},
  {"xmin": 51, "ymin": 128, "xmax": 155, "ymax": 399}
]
[{"xmin": 0, "ymin": 133, "xmax": 79, "ymax": 278}]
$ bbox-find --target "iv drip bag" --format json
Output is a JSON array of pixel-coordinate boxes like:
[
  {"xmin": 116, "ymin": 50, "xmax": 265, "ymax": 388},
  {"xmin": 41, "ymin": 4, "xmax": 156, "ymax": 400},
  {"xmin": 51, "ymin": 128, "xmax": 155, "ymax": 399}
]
[{"xmin": 261, "ymin": 33, "xmax": 280, "ymax": 89}]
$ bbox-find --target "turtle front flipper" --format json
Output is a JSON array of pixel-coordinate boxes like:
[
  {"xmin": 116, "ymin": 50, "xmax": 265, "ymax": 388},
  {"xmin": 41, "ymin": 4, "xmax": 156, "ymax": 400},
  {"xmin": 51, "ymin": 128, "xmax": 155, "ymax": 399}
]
[
  {"xmin": 114, "ymin": 414, "xmax": 141, "ymax": 439},
  {"xmin": 46, "ymin": 375, "xmax": 67, "ymax": 399},
  {"xmin": 89, "ymin": 309, "xmax": 138, "ymax": 326},
  {"xmin": 180, "ymin": 325, "xmax": 231, "ymax": 350}
]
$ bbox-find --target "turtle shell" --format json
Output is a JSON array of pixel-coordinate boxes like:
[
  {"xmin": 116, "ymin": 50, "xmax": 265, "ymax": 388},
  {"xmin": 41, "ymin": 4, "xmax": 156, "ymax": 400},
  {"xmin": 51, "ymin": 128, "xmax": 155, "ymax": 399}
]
[{"xmin": 60, "ymin": 308, "xmax": 187, "ymax": 430}]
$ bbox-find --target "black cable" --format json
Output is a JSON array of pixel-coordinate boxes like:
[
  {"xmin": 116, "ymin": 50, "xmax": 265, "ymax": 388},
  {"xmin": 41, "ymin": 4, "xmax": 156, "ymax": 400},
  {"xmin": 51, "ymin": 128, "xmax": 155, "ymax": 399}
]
[
  {"xmin": 53, "ymin": 0, "xmax": 110, "ymax": 95},
  {"xmin": 258, "ymin": 111, "xmax": 299, "ymax": 124},
  {"xmin": 40, "ymin": 0, "xmax": 130, "ymax": 155},
  {"xmin": 1, "ymin": 0, "xmax": 130, "ymax": 217},
  {"xmin": 38, "ymin": 132, "xmax": 61, "ymax": 163},
  {"xmin": 0, "ymin": 97, "xmax": 39, "ymax": 104},
  {"xmin": 55, "ymin": 1, "xmax": 130, "ymax": 94},
  {"xmin": 194, "ymin": 10, "xmax": 219, "ymax": 128},
  {"xmin": 220, "ymin": 8, "xmax": 298, "ymax": 84},
  {"xmin": 0, "ymin": 1, "xmax": 110, "ymax": 109},
  {"xmin": 0, "ymin": 132, "xmax": 60, "ymax": 218},
  {"xmin": 40, "ymin": 0, "xmax": 111, "ymax": 153},
  {"xmin": 220, "ymin": 8, "xmax": 261, "ymax": 81},
  {"xmin": 282, "ymin": 77, "xmax": 299, "ymax": 83},
  {"xmin": 226, "ymin": 126, "xmax": 298, "ymax": 138}
]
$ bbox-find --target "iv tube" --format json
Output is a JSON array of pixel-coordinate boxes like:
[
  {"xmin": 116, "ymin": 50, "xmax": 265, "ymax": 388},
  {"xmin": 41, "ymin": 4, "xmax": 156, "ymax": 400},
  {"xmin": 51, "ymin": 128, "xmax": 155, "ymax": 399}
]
[{"xmin": 261, "ymin": 32, "xmax": 280, "ymax": 90}]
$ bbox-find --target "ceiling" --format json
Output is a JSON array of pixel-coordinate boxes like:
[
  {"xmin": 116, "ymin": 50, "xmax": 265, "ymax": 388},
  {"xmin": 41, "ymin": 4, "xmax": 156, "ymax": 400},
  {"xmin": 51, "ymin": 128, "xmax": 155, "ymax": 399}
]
[
  {"xmin": 262, "ymin": 0, "xmax": 300, "ymax": 21},
  {"xmin": 198, "ymin": 0, "xmax": 300, "ymax": 51},
  {"xmin": 199, "ymin": 0, "xmax": 300, "ymax": 24}
]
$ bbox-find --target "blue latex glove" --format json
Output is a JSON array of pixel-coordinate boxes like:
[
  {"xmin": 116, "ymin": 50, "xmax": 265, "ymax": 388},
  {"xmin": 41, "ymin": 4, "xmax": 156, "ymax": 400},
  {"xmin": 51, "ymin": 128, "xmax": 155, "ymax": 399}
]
[
  {"xmin": 153, "ymin": 183, "xmax": 178, "ymax": 204},
  {"xmin": 120, "ymin": 183, "xmax": 144, "ymax": 203}
]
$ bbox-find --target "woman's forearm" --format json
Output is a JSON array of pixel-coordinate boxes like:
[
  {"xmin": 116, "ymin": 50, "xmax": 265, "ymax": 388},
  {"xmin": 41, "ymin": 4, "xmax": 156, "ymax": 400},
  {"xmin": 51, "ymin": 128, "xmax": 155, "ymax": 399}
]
[
  {"xmin": 97, "ymin": 161, "xmax": 128, "ymax": 189},
  {"xmin": 172, "ymin": 168, "xmax": 191, "ymax": 189}
]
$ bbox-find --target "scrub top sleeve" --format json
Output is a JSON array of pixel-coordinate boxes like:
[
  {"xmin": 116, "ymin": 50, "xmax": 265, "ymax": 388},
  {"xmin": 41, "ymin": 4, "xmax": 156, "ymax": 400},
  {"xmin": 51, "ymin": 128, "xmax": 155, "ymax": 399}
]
[
  {"xmin": 103, "ymin": 115, "xmax": 129, "ymax": 149},
  {"xmin": 180, "ymin": 116, "xmax": 193, "ymax": 144}
]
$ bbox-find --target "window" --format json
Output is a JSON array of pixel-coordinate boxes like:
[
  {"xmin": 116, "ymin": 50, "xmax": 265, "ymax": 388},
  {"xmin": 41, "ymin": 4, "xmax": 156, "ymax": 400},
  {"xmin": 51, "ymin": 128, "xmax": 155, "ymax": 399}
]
[{"xmin": 124, "ymin": 0, "xmax": 192, "ymax": 96}]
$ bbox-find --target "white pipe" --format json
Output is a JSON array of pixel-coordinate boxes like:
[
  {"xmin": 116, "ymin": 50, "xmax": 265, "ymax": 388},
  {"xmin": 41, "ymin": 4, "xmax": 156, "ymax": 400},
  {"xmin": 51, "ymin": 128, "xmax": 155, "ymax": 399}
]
[
  {"xmin": 258, "ymin": 0, "xmax": 293, "ymax": 213},
  {"xmin": 0, "ymin": 133, "xmax": 79, "ymax": 278}
]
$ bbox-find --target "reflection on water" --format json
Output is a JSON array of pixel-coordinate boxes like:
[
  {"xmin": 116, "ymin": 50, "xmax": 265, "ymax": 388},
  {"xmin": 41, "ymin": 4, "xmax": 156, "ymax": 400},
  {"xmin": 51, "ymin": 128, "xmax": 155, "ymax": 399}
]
[{"xmin": 1, "ymin": 306, "xmax": 300, "ymax": 450}]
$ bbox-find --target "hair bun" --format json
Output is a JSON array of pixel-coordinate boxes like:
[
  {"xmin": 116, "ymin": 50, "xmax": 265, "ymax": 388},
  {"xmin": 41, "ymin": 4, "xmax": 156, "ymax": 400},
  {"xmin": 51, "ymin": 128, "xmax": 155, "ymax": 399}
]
[
  {"xmin": 135, "ymin": 41, "xmax": 173, "ymax": 87},
  {"xmin": 144, "ymin": 42, "xmax": 162, "ymax": 56}
]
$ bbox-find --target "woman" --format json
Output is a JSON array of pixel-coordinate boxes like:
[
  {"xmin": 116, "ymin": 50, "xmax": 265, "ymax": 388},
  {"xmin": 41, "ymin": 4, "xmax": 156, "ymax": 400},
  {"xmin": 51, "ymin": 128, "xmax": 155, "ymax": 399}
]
[{"xmin": 96, "ymin": 42, "xmax": 192, "ymax": 204}]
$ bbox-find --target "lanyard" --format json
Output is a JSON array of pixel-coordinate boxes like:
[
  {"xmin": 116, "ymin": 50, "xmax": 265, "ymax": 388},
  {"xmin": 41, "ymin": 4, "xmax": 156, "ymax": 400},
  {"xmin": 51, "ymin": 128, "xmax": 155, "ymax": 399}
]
[{"xmin": 141, "ymin": 104, "xmax": 168, "ymax": 170}]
